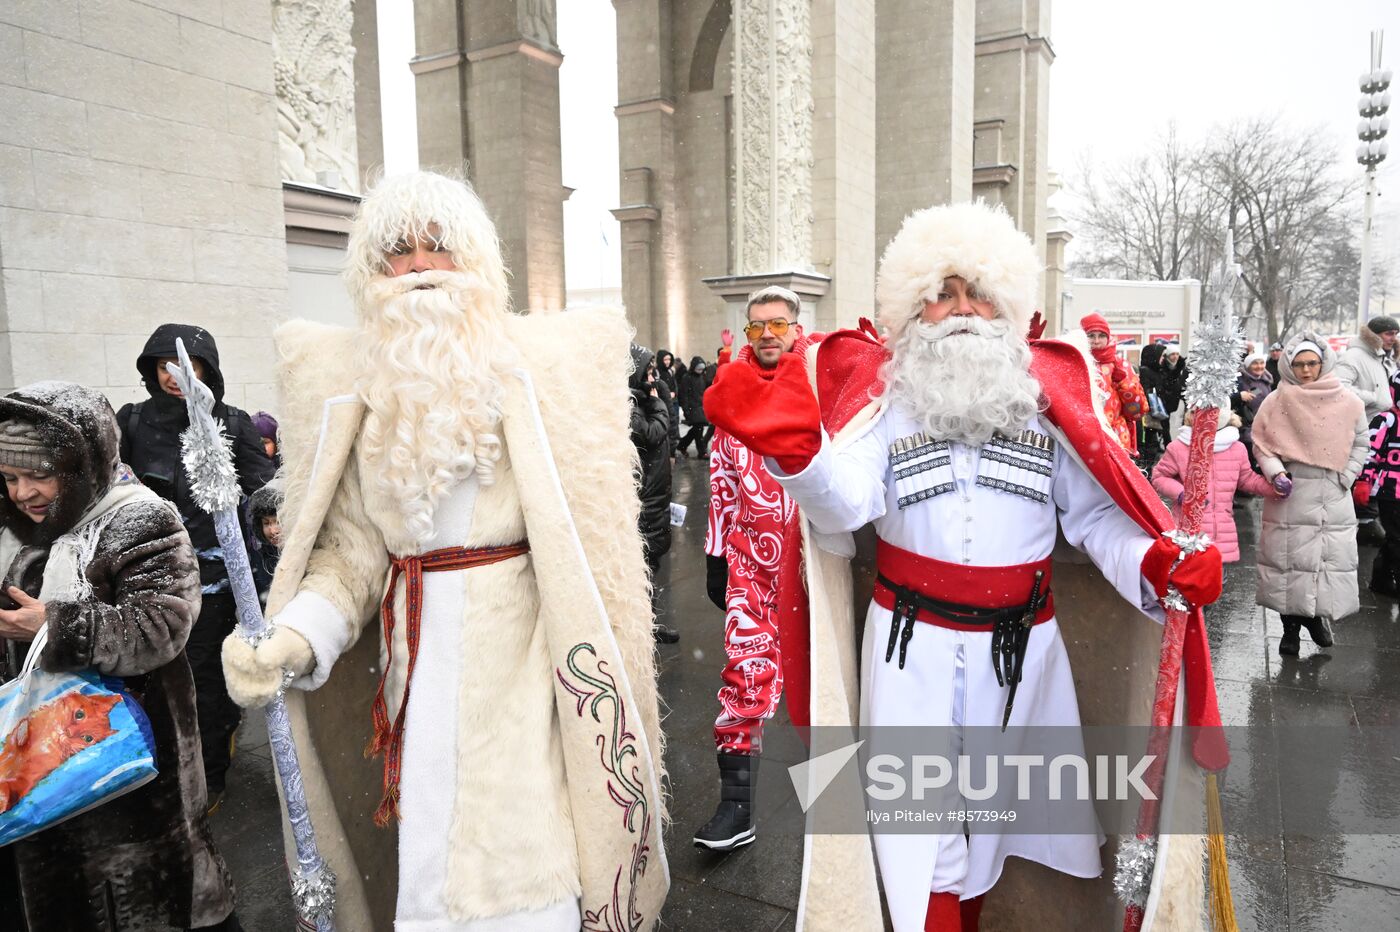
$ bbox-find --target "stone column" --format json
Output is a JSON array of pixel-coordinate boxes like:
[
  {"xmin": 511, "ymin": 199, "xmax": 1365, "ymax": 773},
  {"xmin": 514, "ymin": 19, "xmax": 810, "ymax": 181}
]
[
  {"xmin": 1044, "ymin": 173, "xmax": 1072, "ymax": 334},
  {"xmin": 810, "ymin": 0, "xmax": 876, "ymax": 330},
  {"xmin": 731, "ymin": 0, "xmax": 815, "ymax": 275},
  {"xmin": 874, "ymin": 0, "xmax": 975, "ymax": 255},
  {"xmin": 973, "ymin": 0, "xmax": 1053, "ymax": 264},
  {"xmin": 613, "ymin": 0, "xmax": 682, "ymax": 350},
  {"xmin": 705, "ymin": 0, "xmax": 830, "ymax": 326},
  {"xmin": 351, "ymin": 0, "xmax": 384, "ymax": 188},
  {"xmin": 411, "ymin": 0, "xmax": 567, "ymax": 313}
]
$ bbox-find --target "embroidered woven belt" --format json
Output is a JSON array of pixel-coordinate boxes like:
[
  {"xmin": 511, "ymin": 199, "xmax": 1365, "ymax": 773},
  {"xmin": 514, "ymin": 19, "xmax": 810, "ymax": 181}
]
[
  {"xmin": 872, "ymin": 538, "xmax": 1052, "ymax": 729},
  {"xmin": 367, "ymin": 541, "xmax": 530, "ymax": 825}
]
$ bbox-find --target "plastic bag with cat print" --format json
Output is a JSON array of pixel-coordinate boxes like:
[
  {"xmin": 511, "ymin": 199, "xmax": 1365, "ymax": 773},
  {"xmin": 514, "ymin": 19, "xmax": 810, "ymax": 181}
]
[{"xmin": 0, "ymin": 625, "xmax": 157, "ymax": 846}]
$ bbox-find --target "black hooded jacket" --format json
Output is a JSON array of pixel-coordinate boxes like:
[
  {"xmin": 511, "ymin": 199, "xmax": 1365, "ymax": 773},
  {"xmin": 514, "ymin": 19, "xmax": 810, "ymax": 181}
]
[
  {"xmin": 1137, "ymin": 343, "xmax": 1185, "ymax": 414},
  {"xmin": 655, "ymin": 349, "xmax": 679, "ymax": 397},
  {"xmin": 1138, "ymin": 343, "xmax": 1167, "ymax": 407},
  {"xmin": 115, "ymin": 324, "xmax": 274, "ymax": 583},
  {"xmin": 629, "ymin": 344, "xmax": 672, "ymax": 558},
  {"xmin": 678, "ymin": 355, "xmax": 711, "ymax": 427}
]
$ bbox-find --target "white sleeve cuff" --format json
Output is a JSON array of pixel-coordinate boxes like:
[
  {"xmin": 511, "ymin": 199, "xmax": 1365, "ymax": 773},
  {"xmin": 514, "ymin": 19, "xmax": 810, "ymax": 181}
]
[{"xmin": 274, "ymin": 589, "xmax": 354, "ymax": 691}]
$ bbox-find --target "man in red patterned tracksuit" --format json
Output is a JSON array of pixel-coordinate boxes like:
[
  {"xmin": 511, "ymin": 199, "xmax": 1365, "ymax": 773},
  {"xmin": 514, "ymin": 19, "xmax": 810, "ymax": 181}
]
[{"xmin": 694, "ymin": 285, "xmax": 809, "ymax": 851}]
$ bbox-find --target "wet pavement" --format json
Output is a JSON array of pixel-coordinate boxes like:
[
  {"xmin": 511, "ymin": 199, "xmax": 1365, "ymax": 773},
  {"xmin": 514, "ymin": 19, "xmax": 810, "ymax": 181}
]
[{"xmin": 213, "ymin": 461, "xmax": 1400, "ymax": 930}]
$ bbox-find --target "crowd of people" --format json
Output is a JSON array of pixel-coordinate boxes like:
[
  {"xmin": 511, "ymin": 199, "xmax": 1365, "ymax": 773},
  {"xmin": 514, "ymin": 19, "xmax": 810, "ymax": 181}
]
[
  {"xmin": 0, "ymin": 169, "xmax": 1388, "ymax": 931},
  {"xmin": 0, "ymin": 324, "xmax": 287, "ymax": 930},
  {"xmin": 1086, "ymin": 314, "xmax": 1399, "ymax": 657}
]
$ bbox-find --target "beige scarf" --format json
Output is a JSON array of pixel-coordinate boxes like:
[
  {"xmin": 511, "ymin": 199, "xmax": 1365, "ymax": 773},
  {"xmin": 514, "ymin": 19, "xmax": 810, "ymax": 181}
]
[{"xmin": 1251, "ymin": 374, "xmax": 1364, "ymax": 473}]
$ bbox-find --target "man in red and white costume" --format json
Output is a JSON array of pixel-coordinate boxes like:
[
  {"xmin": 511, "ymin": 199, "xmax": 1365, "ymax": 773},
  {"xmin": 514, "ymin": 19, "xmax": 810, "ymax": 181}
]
[
  {"xmin": 694, "ymin": 285, "xmax": 809, "ymax": 851},
  {"xmin": 706, "ymin": 202, "xmax": 1223, "ymax": 931}
]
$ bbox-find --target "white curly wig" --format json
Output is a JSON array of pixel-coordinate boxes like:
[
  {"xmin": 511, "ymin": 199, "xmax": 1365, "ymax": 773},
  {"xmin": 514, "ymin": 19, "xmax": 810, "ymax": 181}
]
[
  {"xmin": 875, "ymin": 201, "xmax": 1043, "ymax": 342},
  {"xmin": 345, "ymin": 170, "xmax": 511, "ymax": 314}
]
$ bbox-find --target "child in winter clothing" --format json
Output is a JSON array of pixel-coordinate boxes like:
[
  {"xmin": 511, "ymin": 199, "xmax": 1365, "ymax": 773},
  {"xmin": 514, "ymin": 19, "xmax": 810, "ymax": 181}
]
[
  {"xmin": 248, "ymin": 481, "xmax": 283, "ymax": 606},
  {"xmin": 1360, "ymin": 372, "xmax": 1400, "ymax": 595},
  {"xmin": 1151, "ymin": 410, "xmax": 1278, "ymax": 563}
]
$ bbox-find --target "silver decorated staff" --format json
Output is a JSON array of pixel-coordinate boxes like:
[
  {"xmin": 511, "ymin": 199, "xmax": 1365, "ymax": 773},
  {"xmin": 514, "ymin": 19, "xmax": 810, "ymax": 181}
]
[{"xmin": 167, "ymin": 339, "xmax": 336, "ymax": 931}]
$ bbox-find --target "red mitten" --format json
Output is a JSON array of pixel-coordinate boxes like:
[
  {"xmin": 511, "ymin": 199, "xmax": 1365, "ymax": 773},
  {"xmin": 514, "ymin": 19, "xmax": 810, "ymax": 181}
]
[
  {"xmin": 703, "ymin": 354, "xmax": 821, "ymax": 473},
  {"xmin": 1141, "ymin": 537, "xmax": 1179, "ymax": 599},
  {"xmin": 1141, "ymin": 537, "xmax": 1224, "ymax": 606},
  {"xmin": 1174, "ymin": 544, "xmax": 1223, "ymax": 606},
  {"xmin": 1027, "ymin": 310, "xmax": 1048, "ymax": 341},
  {"xmin": 1353, "ymin": 480, "xmax": 1372, "ymax": 508}
]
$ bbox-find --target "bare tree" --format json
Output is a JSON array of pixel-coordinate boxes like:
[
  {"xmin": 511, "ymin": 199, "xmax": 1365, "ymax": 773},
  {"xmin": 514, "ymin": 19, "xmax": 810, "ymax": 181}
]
[
  {"xmin": 1068, "ymin": 125, "xmax": 1224, "ymax": 285},
  {"xmin": 1202, "ymin": 118, "xmax": 1359, "ymax": 342},
  {"xmin": 1069, "ymin": 117, "xmax": 1363, "ymax": 343}
]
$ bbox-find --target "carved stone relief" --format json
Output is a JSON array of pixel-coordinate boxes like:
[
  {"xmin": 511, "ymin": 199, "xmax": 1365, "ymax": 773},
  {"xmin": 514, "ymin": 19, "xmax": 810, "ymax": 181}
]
[
  {"xmin": 273, "ymin": 0, "xmax": 360, "ymax": 189},
  {"xmin": 732, "ymin": 0, "xmax": 814, "ymax": 274}
]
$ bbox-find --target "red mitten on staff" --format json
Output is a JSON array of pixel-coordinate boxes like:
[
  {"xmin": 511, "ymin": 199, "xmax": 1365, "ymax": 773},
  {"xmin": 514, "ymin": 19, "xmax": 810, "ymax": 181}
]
[
  {"xmin": 1353, "ymin": 480, "xmax": 1373, "ymax": 508},
  {"xmin": 1141, "ymin": 536, "xmax": 1223, "ymax": 606},
  {"xmin": 703, "ymin": 354, "xmax": 822, "ymax": 473}
]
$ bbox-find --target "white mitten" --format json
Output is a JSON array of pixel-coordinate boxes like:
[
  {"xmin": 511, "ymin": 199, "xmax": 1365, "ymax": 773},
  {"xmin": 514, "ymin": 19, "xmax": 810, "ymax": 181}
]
[{"xmin": 221, "ymin": 626, "xmax": 314, "ymax": 708}]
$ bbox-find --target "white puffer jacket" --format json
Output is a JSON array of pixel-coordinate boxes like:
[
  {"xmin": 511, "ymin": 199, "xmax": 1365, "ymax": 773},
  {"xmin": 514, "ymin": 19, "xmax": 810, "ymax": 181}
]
[{"xmin": 1334, "ymin": 326, "xmax": 1397, "ymax": 420}]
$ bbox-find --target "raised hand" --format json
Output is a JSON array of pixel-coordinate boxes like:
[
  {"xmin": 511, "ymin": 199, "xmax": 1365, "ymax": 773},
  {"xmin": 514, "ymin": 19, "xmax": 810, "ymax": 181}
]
[{"xmin": 703, "ymin": 354, "xmax": 822, "ymax": 473}]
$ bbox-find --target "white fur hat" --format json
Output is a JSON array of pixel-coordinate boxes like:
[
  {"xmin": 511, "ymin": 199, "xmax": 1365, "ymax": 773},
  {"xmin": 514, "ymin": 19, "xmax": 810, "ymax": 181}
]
[{"xmin": 875, "ymin": 201, "xmax": 1042, "ymax": 342}]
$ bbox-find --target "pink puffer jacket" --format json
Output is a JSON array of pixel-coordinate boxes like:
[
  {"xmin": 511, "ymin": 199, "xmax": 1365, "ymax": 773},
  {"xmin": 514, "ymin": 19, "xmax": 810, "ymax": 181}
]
[{"xmin": 1151, "ymin": 430, "xmax": 1276, "ymax": 562}]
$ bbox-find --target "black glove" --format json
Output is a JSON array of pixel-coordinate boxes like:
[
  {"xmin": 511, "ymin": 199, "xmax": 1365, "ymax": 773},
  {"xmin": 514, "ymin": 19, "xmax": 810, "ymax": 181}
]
[{"xmin": 706, "ymin": 554, "xmax": 728, "ymax": 611}]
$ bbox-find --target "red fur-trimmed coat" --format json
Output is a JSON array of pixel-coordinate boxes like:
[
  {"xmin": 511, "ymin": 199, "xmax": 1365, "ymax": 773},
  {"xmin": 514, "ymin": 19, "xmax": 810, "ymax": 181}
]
[{"xmin": 1092, "ymin": 358, "xmax": 1148, "ymax": 455}]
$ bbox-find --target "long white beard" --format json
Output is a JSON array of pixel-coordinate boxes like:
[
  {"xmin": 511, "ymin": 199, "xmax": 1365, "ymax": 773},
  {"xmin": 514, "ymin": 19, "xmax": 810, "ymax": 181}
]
[
  {"xmin": 882, "ymin": 316, "xmax": 1044, "ymax": 446},
  {"xmin": 356, "ymin": 269, "xmax": 516, "ymax": 547}
]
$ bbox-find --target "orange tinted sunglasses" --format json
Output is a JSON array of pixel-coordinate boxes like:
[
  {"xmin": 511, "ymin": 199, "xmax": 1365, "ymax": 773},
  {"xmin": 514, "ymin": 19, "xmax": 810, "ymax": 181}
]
[{"xmin": 743, "ymin": 319, "xmax": 792, "ymax": 340}]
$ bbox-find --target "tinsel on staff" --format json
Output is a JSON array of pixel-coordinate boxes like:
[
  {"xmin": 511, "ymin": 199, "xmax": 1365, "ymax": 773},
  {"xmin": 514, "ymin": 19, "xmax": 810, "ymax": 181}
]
[
  {"xmin": 168, "ymin": 339, "xmax": 337, "ymax": 932},
  {"xmin": 1116, "ymin": 234, "xmax": 1242, "ymax": 932}
]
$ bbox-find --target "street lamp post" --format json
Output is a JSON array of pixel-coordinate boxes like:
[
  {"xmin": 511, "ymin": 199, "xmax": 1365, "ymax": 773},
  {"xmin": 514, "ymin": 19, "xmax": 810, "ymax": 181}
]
[{"xmin": 1358, "ymin": 30, "xmax": 1391, "ymax": 328}]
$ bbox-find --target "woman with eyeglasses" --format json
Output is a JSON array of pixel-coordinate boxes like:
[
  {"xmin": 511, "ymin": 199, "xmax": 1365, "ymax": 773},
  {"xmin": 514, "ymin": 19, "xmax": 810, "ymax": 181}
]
[{"xmin": 1251, "ymin": 332, "xmax": 1370, "ymax": 656}]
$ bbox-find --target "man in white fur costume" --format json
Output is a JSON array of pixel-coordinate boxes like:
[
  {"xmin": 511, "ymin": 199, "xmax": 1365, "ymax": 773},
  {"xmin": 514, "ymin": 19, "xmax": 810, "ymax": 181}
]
[
  {"xmin": 705, "ymin": 202, "xmax": 1226, "ymax": 931},
  {"xmin": 220, "ymin": 171, "xmax": 668, "ymax": 931}
]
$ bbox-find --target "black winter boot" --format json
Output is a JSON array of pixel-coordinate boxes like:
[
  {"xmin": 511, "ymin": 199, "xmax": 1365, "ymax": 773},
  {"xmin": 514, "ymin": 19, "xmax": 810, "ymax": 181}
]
[
  {"xmin": 1301, "ymin": 616, "xmax": 1334, "ymax": 648},
  {"xmin": 693, "ymin": 752, "xmax": 757, "ymax": 851},
  {"xmin": 1279, "ymin": 616, "xmax": 1302, "ymax": 657}
]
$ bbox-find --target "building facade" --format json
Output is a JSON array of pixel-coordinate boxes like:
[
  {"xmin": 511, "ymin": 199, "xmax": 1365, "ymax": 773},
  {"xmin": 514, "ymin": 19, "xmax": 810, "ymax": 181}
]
[
  {"xmin": 0, "ymin": 0, "xmax": 1058, "ymax": 405},
  {"xmin": 609, "ymin": 0, "xmax": 1057, "ymax": 352}
]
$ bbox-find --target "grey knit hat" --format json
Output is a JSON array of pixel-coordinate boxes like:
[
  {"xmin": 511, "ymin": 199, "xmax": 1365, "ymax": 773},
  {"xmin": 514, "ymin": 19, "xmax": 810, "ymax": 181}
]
[
  {"xmin": 0, "ymin": 418, "xmax": 56, "ymax": 471},
  {"xmin": 1367, "ymin": 316, "xmax": 1399, "ymax": 335}
]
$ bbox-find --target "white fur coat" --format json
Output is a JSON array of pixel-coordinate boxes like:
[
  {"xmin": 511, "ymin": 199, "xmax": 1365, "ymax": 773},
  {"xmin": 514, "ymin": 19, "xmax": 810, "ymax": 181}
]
[{"xmin": 265, "ymin": 306, "xmax": 669, "ymax": 931}]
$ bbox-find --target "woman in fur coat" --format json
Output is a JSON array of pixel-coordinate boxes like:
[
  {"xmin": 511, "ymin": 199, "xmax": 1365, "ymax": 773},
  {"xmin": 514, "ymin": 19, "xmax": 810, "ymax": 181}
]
[
  {"xmin": 1252, "ymin": 334, "xmax": 1370, "ymax": 656},
  {"xmin": 1232, "ymin": 352, "xmax": 1274, "ymax": 464},
  {"xmin": 0, "ymin": 382, "xmax": 237, "ymax": 931}
]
